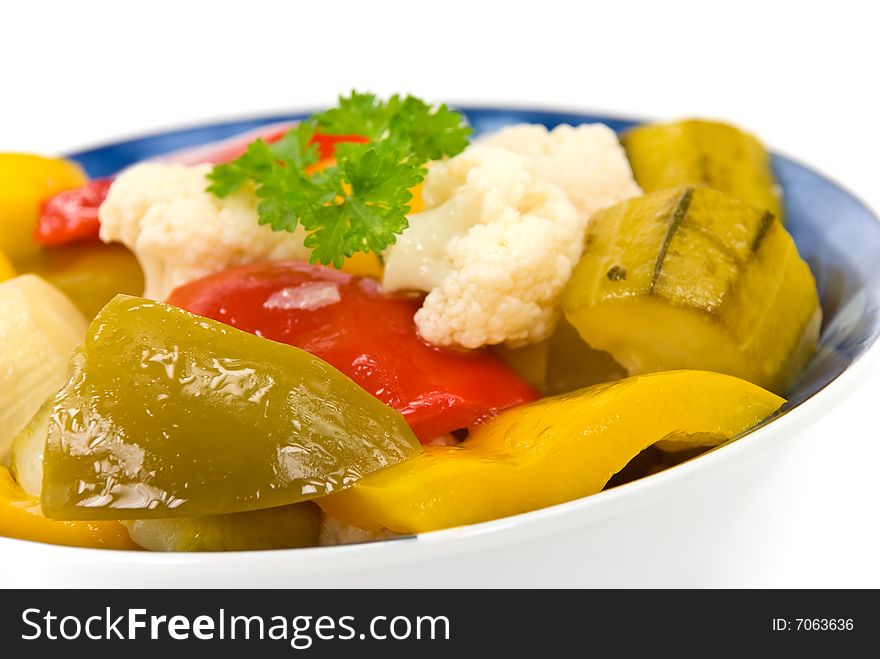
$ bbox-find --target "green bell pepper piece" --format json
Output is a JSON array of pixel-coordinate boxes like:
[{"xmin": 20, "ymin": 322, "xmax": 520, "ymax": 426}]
[{"xmin": 41, "ymin": 295, "xmax": 421, "ymax": 520}]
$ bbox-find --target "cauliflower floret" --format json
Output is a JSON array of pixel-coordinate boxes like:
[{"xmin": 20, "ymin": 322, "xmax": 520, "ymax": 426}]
[
  {"xmin": 475, "ymin": 123, "xmax": 642, "ymax": 218},
  {"xmin": 383, "ymin": 123, "xmax": 641, "ymax": 349},
  {"xmin": 99, "ymin": 163, "xmax": 310, "ymax": 300},
  {"xmin": 384, "ymin": 146, "xmax": 582, "ymax": 348}
]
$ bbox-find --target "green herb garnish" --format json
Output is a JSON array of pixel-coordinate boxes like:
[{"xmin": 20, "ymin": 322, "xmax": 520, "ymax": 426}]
[{"xmin": 206, "ymin": 92, "xmax": 472, "ymax": 267}]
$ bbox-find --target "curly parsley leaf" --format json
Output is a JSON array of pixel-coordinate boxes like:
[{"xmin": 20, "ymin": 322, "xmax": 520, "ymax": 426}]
[
  {"xmin": 388, "ymin": 96, "xmax": 473, "ymax": 162},
  {"xmin": 303, "ymin": 142, "xmax": 423, "ymax": 267},
  {"xmin": 252, "ymin": 167, "xmax": 321, "ymax": 234},
  {"xmin": 206, "ymin": 139, "xmax": 276, "ymax": 197},
  {"xmin": 207, "ymin": 122, "xmax": 320, "ymax": 199},
  {"xmin": 314, "ymin": 91, "xmax": 472, "ymax": 162},
  {"xmin": 207, "ymin": 91, "xmax": 472, "ymax": 266},
  {"xmin": 267, "ymin": 120, "xmax": 321, "ymax": 167},
  {"xmin": 312, "ymin": 91, "xmax": 400, "ymax": 141}
]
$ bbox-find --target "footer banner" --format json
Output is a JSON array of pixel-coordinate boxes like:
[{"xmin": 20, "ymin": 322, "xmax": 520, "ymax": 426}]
[{"xmin": 0, "ymin": 589, "xmax": 872, "ymax": 655}]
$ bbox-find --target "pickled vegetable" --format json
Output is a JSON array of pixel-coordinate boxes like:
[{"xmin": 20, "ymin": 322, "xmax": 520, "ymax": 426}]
[
  {"xmin": 622, "ymin": 119, "xmax": 783, "ymax": 220},
  {"xmin": 24, "ymin": 243, "xmax": 144, "ymax": 319},
  {"xmin": 318, "ymin": 370, "xmax": 785, "ymax": 533},
  {"xmin": 41, "ymin": 295, "xmax": 421, "ymax": 520},
  {"xmin": 0, "ymin": 154, "xmax": 87, "ymax": 266},
  {"xmin": 124, "ymin": 503, "xmax": 321, "ymax": 551},
  {"xmin": 0, "ymin": 275, "xmax": 88, "ymax": 464},
  {"xmin": 0, "ymin": 466, "xmax": 137, "ymax": 549},
  {"xmin": 562, "ymin": 187, "xmax": 820, "ymax": 393},
  {"xmin": 544, "ymin": 317, "xmax": 626, "ymax": 395}
]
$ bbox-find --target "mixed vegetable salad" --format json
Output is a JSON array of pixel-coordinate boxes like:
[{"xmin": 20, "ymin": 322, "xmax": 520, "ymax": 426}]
[{"xmin": 0, "ymin": 93, "xmax": 820, "ymax": 551}]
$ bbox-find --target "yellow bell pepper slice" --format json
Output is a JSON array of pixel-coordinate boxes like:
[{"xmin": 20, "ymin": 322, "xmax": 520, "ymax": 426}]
[
  {"xmin": 0, "ymin": 466, "xmax": 138, "ymax": 550},
  {"xmin": 0, "ymin": 154, "xmax": 88, "ymax": 267},
  {"xmin": 318, "ymin": 370, "xmax": 785, "ymax": 533}
]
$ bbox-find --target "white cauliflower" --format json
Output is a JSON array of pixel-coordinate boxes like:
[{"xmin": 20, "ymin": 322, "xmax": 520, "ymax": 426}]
[
  {"xmin": 99, "ymin": 163, "xmax": 310, "ymax": 300},
  {"xmin": 475, "ymin": 123, "xmax": 642, "ymax": 219},
  {"xmin": 384, "ymin": 146, "xmax": 582, "ymax": 348},
  {"xmin": 382, "ymin": 123, "xmax": 641, "ymax": 349}
]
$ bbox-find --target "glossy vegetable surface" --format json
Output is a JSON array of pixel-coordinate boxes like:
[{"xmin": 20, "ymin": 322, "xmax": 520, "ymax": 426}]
[
  {"xmin": 563, "ymin": 187, "xmax": 820, "ymax": 393},
  {"xmin": 41, "ymin": 295, "xmax": 421, "ymax": 520},
  {"xmin": 167, "ymin": 262, "xmax": 538, "ymax": 442},
  {"xmin": 622, "ymin": 119, "xmax": 783, "ymax": 220},
  {"xmin": 318, "ymin": 370, "xmax": 785, "ymax": 533}
]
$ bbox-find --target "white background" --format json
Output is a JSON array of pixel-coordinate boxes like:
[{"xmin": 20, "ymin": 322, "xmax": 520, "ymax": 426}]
[{"xmin": 2, "ymin": 0, "xmax": 878, "ymax": 586}]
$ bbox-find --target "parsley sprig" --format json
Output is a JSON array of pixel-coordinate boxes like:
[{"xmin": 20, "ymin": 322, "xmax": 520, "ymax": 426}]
[{"xmin": 206, "ymin": 92, "xmax": 472, "ymax": 267}]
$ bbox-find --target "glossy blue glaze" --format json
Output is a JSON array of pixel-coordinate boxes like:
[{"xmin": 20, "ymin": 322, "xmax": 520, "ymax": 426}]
[{"xmin": 67, "ymin": 108, "xmax": 880, "ymax": 410}]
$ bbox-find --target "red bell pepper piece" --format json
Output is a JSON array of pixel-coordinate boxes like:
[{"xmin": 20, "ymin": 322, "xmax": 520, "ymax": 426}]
[
  {"xmin": 33, "ymin": 131, "xmax": 367, "ymax": 247},
  {"xmin": 34, "ymin": 178, "xmax": 113, "ymax": 246},
  {"xmin": 167, "ymin": 261, "xmax": 539, "ymax": 443}
]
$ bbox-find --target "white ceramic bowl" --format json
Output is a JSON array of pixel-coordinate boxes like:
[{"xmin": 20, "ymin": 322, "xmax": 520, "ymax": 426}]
[{"xmin": 2, "ymin": 108, "xmax": 878, "ymax": 587}]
